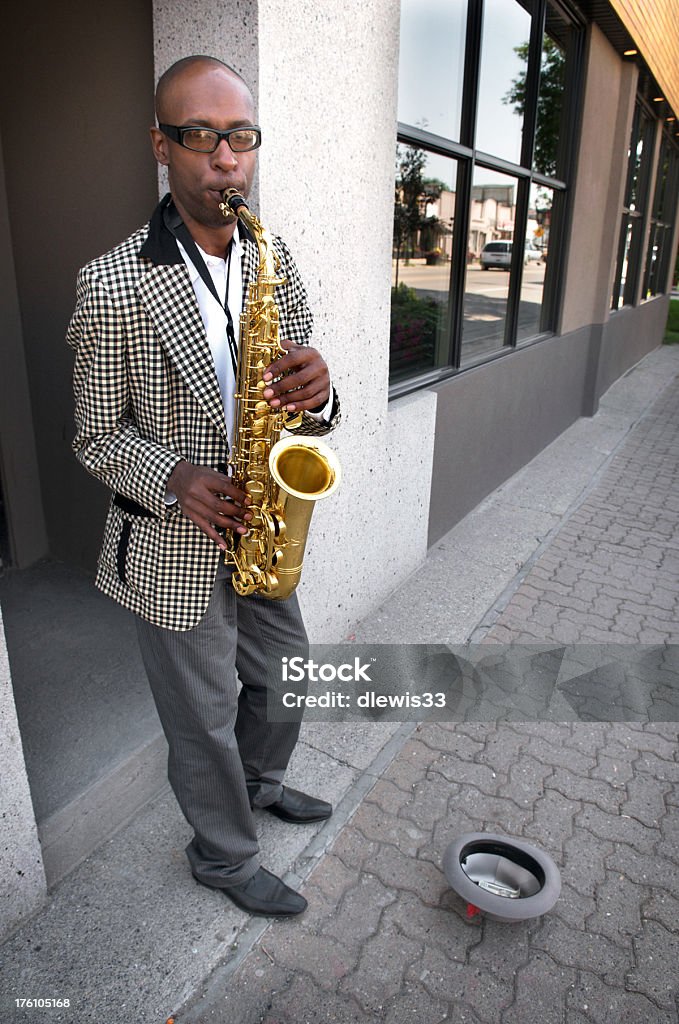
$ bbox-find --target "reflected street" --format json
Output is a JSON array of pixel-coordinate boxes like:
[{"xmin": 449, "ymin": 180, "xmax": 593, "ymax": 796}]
[{"xmin": 394, "ymin": 258, "xmax": 547, "ymax": 362}]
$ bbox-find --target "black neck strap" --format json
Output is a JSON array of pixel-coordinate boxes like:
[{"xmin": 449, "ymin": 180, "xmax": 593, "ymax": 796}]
[{"xmin": 163, "ymin": 205, "xmax": 238, "ymax": 374}]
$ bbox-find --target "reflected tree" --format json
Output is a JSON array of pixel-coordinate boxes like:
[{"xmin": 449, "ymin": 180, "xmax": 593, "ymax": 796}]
[
  {"xmin": 503, "ymin": 37, "xmax": 566, "ymax": 178},
  {"xmin": 394, "ymin": 145, "xmax": 425, "ymax": 288},
  {"xmin": 393, "ymin": 145, "xmax": 447, "ymax": 285}
]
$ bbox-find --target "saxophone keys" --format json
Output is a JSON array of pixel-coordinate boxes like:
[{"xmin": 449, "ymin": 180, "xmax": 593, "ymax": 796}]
[
  {"xmin": 264, "ymin": 571, "xmax": 279, "ymax": 593},
  {"xmin": 246, "ymin": 480, "xmax": 265, "ymax": 501},
  {"xmin": 271, "ymin": 548, "xmax": 284, "ymax": 566}
]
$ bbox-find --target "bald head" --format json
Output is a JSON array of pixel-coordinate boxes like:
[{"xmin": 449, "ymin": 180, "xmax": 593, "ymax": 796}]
[
  {"xmin": 149, "ymin": 54, "xmax": 259, "ymax": 250},
  {"xmin": 155, "ymin": 56, "xmax": 253, "ymax": 124}
]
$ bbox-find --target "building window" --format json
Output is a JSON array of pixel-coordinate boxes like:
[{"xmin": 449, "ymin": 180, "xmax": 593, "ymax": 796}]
[
  {"xmin": 642, "ymin": 134, "xmax": 679, "ymax": 299},
  {"xmin": 397, "ymin": 0, "xmax": 467, "ymax": 142},
  {"xmin": 390, "ymin": 0, "xmax": 583, "ymax": 391},
  {"xmin": 392, "ymin": 145, "xmax": 458, "ymax": 381},
  {"xmin": 611, "ymin": 101, "xmax": 655, "ymax": 310}
]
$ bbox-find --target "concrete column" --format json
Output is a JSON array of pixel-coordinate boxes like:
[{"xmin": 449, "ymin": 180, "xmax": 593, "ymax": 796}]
[
  {"xmin": 152, "ymin": 0, "xmax": 259, "ymax": 92},
  {"xmin": 0, "ymin": 607, "xmax": 46, "ymax": 942},
  {"xmin": 258, "ymin": 0, "xmax": 436, "ymax": 640}
]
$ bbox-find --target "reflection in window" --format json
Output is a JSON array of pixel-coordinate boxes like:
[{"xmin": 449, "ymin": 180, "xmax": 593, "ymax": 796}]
[
  {"xmin": 398, "ymin": 0, "xmax": 467, "ymax": 140},
  {"xmin": 476, "ymin": 0, "xmax": 533, "ymax": 164},
  {"xmin": 533, "ymin": 14, "xmax": 568, "ymax": 177},
  {"xmin": 612, "ymin": 103, "xmax": 655, "ymax": 309},
  {"xmin": 643, "ymin": 140, "xmax": 679, "ymax": 299},
  {"xmin": 617, "ymin": 219, "xmax": 635, "ymax": 304},
  {"xmin": 391, "ymin": 145, "xmax": 458, "ymax": 383},
  {"xmin": 391, "ymin": 0, "xmax": 581, "ymax": 388},
  {"xmin": 517, "ymin": 183, "xmax": 552, "ymax": 341},
  {"xmin": 628, "ymin": 108, "xmax": 653, "ymax": 211},
  {"xmin": 462, "ymin": 168, "xmax": 518, "ymax": 364}
]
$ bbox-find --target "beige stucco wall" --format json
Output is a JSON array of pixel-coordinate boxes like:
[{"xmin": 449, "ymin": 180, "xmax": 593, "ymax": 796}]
[{"xmin": 560, "ymin": 23, "xmax": 638, "ymax": 334}]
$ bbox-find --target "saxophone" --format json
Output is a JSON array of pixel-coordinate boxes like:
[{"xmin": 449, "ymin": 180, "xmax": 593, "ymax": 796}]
[{"xmin": 219, "ymin": 188, "xmax": 341, "ymax": 599}]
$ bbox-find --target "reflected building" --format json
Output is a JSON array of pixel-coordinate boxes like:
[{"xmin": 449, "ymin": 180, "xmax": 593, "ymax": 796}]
[{"xmin": 469, "ymin": 185, "xmax": 517, "ymax": 255}]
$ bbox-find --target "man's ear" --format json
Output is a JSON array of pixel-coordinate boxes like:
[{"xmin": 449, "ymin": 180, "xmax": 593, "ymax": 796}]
[{"xmin": 150, "ymin": 127, "xmax": 169, "ymax": 166}]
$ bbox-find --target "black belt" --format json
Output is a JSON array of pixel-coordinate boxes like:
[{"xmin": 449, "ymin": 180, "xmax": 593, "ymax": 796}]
[{"xmin": 113, "ymin": 494, "xmax": 156, "ymax": 519}]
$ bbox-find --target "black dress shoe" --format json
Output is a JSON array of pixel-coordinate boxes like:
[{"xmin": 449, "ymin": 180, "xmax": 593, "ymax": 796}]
[
  {"xmin": 259, "ymin": 786, "xmax": 333, "ymax": 823},
  {"xmin": 195, "ymin": 867, "xmax": 307, "ymax": 916}
]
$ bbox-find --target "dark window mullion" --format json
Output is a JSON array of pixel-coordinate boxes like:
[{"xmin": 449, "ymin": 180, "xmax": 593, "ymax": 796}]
[
  {"xmin": 622, "ymin": 105, "xmax": 641, "ymax": 209},
  {"xmin": 623, "ymin": 213, "xmax": 644, "ymax": 306},
  {"xmin": 630, "ymin": 116, "xmax": 658, "ymax": 302},
  {"xmin": 460, "ymin": 0, "xmax": 483, "ymax": 150},
  {"xmin": 541, "ymin": 185, "xmax": 566, "ymax": 330},
  {"xmin": 396, "ymin": 123, "xmax": 473, "ymax": 163},
  {"xmin": 505, "ymin": 176, "xmax": 531, "ymax": 346},
  {"xmin": 531, "ymin": 171, "xmax": 567, "ymax": 190},
  {"xmin": 554, "ymin": 11, "xmax": 585, "ymax": 183},
  {"xmin": 520, "ymin": 0, "xmax": 546, "ymax": 171},
  {"xmin": 658, "ymin": 148, "xmax": 679, "ymax": 291},
  {"xmin": 450, "ymin": 159, "xmax": 475, "ymax": 367},
  {"xmin": 448, "ymin": 0, "xmax": 482, "ymax": 368},
  {"xmin": 611, "ymin": 213, "xmax": 629, "ymax": 309}
]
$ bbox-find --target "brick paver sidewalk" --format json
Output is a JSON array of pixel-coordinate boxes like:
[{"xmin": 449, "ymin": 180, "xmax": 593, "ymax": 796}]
[
  {"xmin": 181, "ymin": 377, "xmax": 679, "ymax": 1024},
  {"xmin": 483, "ymin": 374, "xmax": 679, "ymax": 646}
]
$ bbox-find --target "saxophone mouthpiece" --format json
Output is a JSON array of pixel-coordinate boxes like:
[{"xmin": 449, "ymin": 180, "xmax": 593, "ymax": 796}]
[{"xmin": 219, "ymin": 188, "xmax": 249, "ymax": 219}]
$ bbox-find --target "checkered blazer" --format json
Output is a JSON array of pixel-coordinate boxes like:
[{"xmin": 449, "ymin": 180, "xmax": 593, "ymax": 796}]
[{"xmin": 67, "ymin": 194, "xmax": 340, "ymax": 631}]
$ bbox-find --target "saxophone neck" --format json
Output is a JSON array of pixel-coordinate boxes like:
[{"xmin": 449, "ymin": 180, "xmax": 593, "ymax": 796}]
[
  {"xmin": 220, "ymin": 189, "xmax": 281, "ymax": 282},
  {"xmin": 220, "ymin": 188, "xmax": 262, "ymax": 243}
]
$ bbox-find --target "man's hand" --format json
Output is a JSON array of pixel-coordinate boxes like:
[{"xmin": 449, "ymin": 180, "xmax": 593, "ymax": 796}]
[
  {"xmin": 167, "ymin": 462, "xmax": 252, "ymax": 550},
  {"xmin": 261, "ymin": 339, "xmax": 330, "ymax": 413}
]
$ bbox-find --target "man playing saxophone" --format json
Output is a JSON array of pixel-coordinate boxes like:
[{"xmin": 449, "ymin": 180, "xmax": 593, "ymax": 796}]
[{"xmin": 67, "ymin": 55, "xmax": 340, "ymax": 917}]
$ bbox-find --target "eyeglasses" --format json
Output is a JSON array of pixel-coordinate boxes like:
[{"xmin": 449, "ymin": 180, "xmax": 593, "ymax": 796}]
[{"xmin": 158, "ymin": 123, "xmax": 262, "ymax": 153}]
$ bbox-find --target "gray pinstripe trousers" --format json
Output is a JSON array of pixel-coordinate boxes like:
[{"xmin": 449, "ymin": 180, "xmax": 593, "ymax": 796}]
[{"xmin": 134, "ymin": 565, "xmax": 308, "ymax": 888}]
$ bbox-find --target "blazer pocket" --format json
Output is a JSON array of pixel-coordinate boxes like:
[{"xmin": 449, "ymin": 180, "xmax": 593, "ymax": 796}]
[
  {"xmin": 102, "ymin": 506, "xmax": 158, "ymax": 599},
  {"xmin": 116, "ymin": 519, "xmax": 133, "ymax": 583}
]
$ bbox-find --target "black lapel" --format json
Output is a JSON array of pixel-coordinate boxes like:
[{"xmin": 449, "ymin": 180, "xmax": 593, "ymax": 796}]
[{"xmin": 140, "ymin": 193, "xmax": 255, "ymax": 266}]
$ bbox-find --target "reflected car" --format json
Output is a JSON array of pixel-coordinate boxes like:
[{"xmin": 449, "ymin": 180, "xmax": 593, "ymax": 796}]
[
  {"xmin": 480, "ymin": 241, "xmax": 512, "ymax": 269},
  {"xmin": 480, "ymin": 240, "xmax": 543, "ymax": 269}
]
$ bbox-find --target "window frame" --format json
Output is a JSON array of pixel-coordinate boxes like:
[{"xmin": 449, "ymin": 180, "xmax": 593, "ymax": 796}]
[
  {"xmin": 611, "ymin": 99, "xmax": 657, "ymax": 311},
  {"xmin": 390, "ymin": 0, "xmax": 586, "ymax": 398},
  {"xmin": 642, "ymin": 131, "xmax": 679, "ymax": 299}
]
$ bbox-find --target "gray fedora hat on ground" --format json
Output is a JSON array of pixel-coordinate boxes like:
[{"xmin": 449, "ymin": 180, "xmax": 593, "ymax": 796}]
[{"xmin": 443, "ymin": 832, "xmax": 561, "ymax": 922}]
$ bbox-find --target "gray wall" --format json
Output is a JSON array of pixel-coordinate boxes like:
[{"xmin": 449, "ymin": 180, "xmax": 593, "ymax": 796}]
[
  {"xmin": 0, "ymin": 0, "xmax": 158, "ymax": 570},
  {"xmin": 428, "ymin": 329, "xmax": 595, "ymax": 546},
  {"xmin": 598, "ymin": 297, "xmax": 671, "ymax": 395}
]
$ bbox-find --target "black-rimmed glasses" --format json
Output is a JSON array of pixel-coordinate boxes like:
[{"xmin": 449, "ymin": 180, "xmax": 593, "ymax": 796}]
[{"xmin": 159, "ymin": 123, "xmax": 262, "ymax": 153}]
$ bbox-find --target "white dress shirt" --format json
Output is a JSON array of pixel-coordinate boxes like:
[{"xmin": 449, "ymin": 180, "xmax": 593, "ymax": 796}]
[
  {"xmin": 177, "ymin": 234, "xmax": 333, "ymax": 444},
  {"xmin": 164, "ymin": 233, "xmax": 332, "ymax": 504}
]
